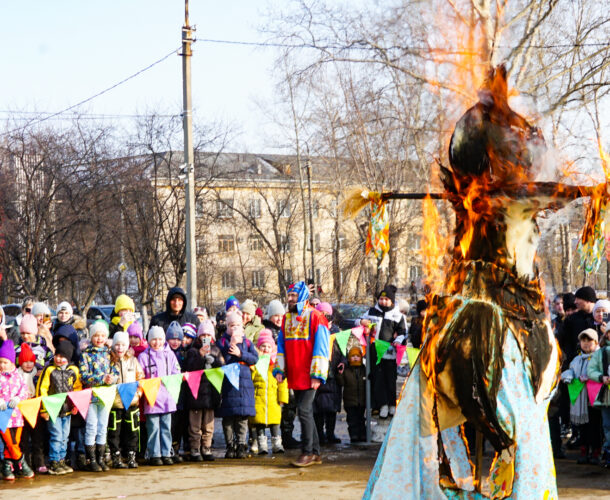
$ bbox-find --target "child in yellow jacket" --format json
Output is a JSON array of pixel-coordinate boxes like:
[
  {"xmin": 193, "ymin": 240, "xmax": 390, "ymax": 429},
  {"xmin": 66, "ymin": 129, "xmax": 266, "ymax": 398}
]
[{"xmin": 250, "ymin": 329, "xmax": 288, "ymax": 454}]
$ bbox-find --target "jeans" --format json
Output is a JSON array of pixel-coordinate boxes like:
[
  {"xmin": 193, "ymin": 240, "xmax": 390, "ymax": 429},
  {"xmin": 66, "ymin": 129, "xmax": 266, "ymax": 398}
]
[
  {"xmin": 146, "ymin": 413, "xmax": 173, "ymax": 458},
  {"xmin": 48, "ymin": 415, "xmax": 71, "ymax": 462},
  {"xmin": 601, "ymin": 407, "xmax": 610, "ymax": 453},
  {"xmin": 295, "ymin": 389, "xmax": 319, "ymax": 455},
  {"xmin": 85, "ymin": 401, "xmax": 111, "ymax": 446}
]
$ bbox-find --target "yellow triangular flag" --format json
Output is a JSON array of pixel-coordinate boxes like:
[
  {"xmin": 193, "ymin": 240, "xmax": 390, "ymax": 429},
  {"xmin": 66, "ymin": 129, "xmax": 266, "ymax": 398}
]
[
  {"xmin": 17, "ymin": 397, "xmax": 42, "ymax": 428},
  {"xmin": 139, "ymin": 378, "xmax": 162, "ymax": 407}
]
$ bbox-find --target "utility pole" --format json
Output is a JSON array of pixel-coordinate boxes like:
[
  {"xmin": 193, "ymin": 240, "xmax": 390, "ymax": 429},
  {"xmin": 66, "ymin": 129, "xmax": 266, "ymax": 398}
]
[
  {"xmin": 182, "ymin": 0, "xmax": 197, "ymax": 308},
  {"xmin": 306, "ymin": 158, "xmax": 316, "ymax": 294}
]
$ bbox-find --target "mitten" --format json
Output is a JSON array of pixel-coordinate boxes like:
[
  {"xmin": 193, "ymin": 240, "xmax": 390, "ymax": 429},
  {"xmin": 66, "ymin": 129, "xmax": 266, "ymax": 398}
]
[{"xmin": 8, "ymin": 398, "xmax": 18, "ymax": 409}]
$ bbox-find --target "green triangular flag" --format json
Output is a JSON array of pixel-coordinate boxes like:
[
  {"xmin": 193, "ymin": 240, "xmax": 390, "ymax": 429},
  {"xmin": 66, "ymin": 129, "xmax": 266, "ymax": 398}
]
[
  {"xmin": 407, "ymin": 347, "xmax": 420, "ymax": 368},
  {"xmin": 335, "ymin": 330, "xmax": 351, "ymax": 357},
  {"xmin": 374, "ymin": 339, "xmax": 391, "ymax": 365},
  {"xmin": 204, "ymin": 367, "xmax": 224, "ymax": 394},
  {"xmin": 161, "ymin": 374, "xmax": 184, "ymax": 405},
  {"xmin": 42, "ymin": 393, "xmax": 67, "ymax": 423},
  {"xmin": 92, "ymin": 386, "xmax": 117, "ymax": 409},
  {"xmin": 567, "ymin": 379, "xmax": 586, "ymax": 405},
  {"xmin": 255, "ymin": 355, "xmax": 270, "ymax": 382}
]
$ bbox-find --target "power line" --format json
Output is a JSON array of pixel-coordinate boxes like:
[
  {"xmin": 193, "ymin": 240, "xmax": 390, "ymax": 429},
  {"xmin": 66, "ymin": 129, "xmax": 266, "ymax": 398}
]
[
  {"xmin": 197, "ymin": 37, "xmax": 610, "ymax": 51},
  {"xmin": 1, "ymin": 47, "xmax": 181, "ymax": 137}
]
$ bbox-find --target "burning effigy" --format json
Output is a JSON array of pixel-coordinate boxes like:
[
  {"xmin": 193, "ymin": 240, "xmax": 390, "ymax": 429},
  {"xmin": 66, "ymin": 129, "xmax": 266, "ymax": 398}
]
[{"xmin": 352, "ymin": 66, "xmax": 608, "ymax": 499}]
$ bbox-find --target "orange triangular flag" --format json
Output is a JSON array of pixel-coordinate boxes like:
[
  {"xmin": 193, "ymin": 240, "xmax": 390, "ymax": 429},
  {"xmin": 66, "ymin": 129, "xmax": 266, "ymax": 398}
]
[
  {"xmin": 17, "ymin": 397, "xmax": 42, "ymax": 428},
  {"xmin": 139, "ymin": 378, "xmax": 162, "ymax": 407}
]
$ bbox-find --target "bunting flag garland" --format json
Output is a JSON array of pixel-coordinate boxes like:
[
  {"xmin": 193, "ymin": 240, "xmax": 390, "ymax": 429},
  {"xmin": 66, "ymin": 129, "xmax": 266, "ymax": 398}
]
[
  {"xmin": 117, "ymin": 382, "xmax": 139, "ymax": 410},
  {"xmin": 205, "ymin": 367, "xmax": 225, "ymax": 394},
  {"xmin": 586, "ymin": 380, "xmax": 603, "ymax": 406},
  {"xmin": 374, "ymin": 339, "xmax": 391, "ymax": 365},
  {"xmin": 222, "ymin": 364, "xmax": 240, "ymax": 390},
  {"xmin": 335, "ymin": 330, "xmax": 351, "ymax": 357},
  {"xmin": 0, "ymin": 408, "xmax": 14, "ymax": 433},
  {"xmin": 351, "ymin": 326, "xmax": 367, "ymax": 349},
  {"xmin": 255, "ymin": 355, "xmax": 270, "ymax": 382},
  {"xmin": 184, "ymin": 370, "xmax": 204, "ymax": 399},
  {"xmin": 93, "ymin": 386, "xmax": 117, "ymax": 409},
  {"xmin": 68, "ymin": 389, "xmax": 92, "ymax": 419},
  {"xmin": 407, "ymin": 347, "xmax": 420, "ymax": 368},
  {"xmin": 567, "ymin": 379, "xmax": 586, "ymax": 405},
  {"xmin": 42, "ymin": 393, "xmax": 67, "ymax": 423},
  {"xmin": 18, "ymin": 397, "xmax": 42, "ymax": 428},
  {"xmin": 140, "ymin": 378, "xmax": 162, "ymax": 407},
  {"xmin": 162, "ymin": 374, "xmax": 184, "ymax": 405},
  {"xmin": 395, "ymin": 344, "xmax": 406, "ymax": 366}
]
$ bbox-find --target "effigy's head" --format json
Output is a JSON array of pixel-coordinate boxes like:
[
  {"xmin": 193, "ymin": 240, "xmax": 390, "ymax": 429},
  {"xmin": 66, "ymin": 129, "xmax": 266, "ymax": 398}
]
[{"xmin": 446, "ymin": 65, "xmax": 546, "ymax": 191}]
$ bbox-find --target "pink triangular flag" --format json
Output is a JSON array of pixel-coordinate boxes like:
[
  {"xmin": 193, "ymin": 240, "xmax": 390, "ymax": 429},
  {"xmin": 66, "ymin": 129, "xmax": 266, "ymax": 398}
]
[
  {"xmin": 184, "ymin": 370, "xmax": 204, "ymax": 399},
  {"xmin": 395, "ymin": 344, "xmax": 406, "ymax": 366},
  {"xmin": 586, "ymin": 380, "xmax": 603, "ymax": 406},
  {"xmin": 68, "ymin": 389, "xmax": 92, "ymax": 420},
  {"xmin": 351, "ymin": 326, "xmax": 366, "ymax": 347}
]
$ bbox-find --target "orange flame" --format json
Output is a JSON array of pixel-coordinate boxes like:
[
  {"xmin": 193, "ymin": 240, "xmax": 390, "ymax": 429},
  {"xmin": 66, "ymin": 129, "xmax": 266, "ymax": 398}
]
[{"xmin": 422, "ymin": 195, "xmax": 448, "ymax": 295}]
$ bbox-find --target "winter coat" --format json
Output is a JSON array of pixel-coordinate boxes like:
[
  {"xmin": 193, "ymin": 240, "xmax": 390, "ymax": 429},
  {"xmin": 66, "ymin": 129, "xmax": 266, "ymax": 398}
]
[
  {"xmin": 184, "ymin": 344, "xmax": 224, "ymax": 410},
  {"xmin": 52, "ymin": 315, "xmax": 88, "ymax": 341},
  {"xmin": 261, "ymin": 319, "xmax": 281, "ymax": 343},
  {"xmin": 362, "ymin": 304, "xmax": 406, "ymax": 360},
  {"xmin": 587, "ymin": 346, "xmax": 610, "ymax": 407},
  {"xmin": 314, "ymin": 340, "xmax": 344, "ymax": 413},
  {"xmin": 79, "ymin": 345, "xmax": 119, "ymax": 388},
  {"xmin": 408, "ymin": 316, "xmax": 424, "ymax": 349},
  {"xmin": 149, "ymin": 287, "xmax": 200, "ymax": 332},
  {"xmin": 138, "ymin": 344, "xmax": 181, "ymax": 414},
  {"xmin": 337, "ymin": 364, "xmax": 366, "ymax": 408},
  {"xmin": 17, "ymin": 366, "xmax": 37, "ymax": 398},
  {"xmin": 561, "ymin": 350, "xmax": 596, "ymax": 424},
  {"xmin": 250, "ymin": 366, "xmax": 288, "ymax": 426},
  {"xmin": 170, "ymin": 346, "xmax": 187, "ymax": 370},
  {"xmin": 0, "ymin": 369, "xmax": 29, "ymax": 428},
  {"xmin": 36, "ymin": 363, "xmax": 82, "ymax": 417},
  {"xmin": 559, "ymin": 310, "xmax": 595, "ymax": 367},
  {"xmin": 111, "ymin": 352, "xmax": 144, "ymax": 409},
  {"xmin": 244, "ymin": 316, "xmax": 264, "ymax": 343},
  {"xmin": 215, "ymin": 333, "xmax": 258, "ymax": 417},
  {"xmin": 16, "ymin": 339, "xmax": 52, "ymax": 370}
]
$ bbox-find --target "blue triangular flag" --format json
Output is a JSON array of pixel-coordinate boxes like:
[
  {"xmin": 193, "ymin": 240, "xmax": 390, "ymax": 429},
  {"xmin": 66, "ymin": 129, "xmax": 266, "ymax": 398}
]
[
  {"xmin": 117, "ymin": 382, "xmax": 139, "ymax": 410},
  {"xmin": 0, "ymin": 408, "xmax": 14, "ymax": 433},
  {"xmin": 221, "ymin": 363, "xmax": 240, "ymax": 390}
]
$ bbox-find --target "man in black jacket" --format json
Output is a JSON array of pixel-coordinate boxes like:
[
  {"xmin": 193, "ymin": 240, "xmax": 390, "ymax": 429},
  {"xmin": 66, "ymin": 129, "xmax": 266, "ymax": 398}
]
[
  {"xmin": 150, "ymin": 287, "xmax": 200, "ymax": 333},
  {"xmin": 558, "ymin": 286, "xmax": 596, "ymax": 369}
]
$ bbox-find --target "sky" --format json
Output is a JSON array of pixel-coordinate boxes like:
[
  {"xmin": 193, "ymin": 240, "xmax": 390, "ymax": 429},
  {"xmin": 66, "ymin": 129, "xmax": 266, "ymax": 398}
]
[{"xmin": 0, "ymin": 1, "xmax": 282, "ymax": 152}]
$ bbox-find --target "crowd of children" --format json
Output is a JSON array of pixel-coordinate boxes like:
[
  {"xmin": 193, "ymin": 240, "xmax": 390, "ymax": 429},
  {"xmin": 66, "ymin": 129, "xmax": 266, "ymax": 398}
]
[{"xmin": 0, "ymin": 290, "xmax": 382, "ymax": 482}]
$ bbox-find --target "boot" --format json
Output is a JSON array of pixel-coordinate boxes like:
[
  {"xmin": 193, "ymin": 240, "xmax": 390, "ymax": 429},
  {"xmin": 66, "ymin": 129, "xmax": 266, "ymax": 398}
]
[
  {"xmin": 86, "ymin": 445, "xmax": 102, "ymax": 472},
  {"xmin": 190, "ymin": 449, "xmax": 203, "ymax": 462},
  {"xmin": 591, "ymin": 448, "xmax": 602, "ymax": 465},
  {"xmin": 47, "ymin": 460, "xmax": 64, "ymax": 475},
  {"xmin": 58, "ymin": 459, "xmax": 73, "ymax": 474},
  {"xmin": 202, "ymin": 447, "xmax": 215, "ymax": 462},
  {"xmin": 225, "ymin": 444, "xmax": 236, "ymax": 459},
  {"xmin": 172, "ymin": 444, "xmax": 183, "ymax": 463},
  {"xmin": 249, "ymin": 437, "xmax": 258, "ymax": 455},
  {"xmin": 577, "ymin": 446, "xmax": 589, "ymax": 464},
  {"xmin": 96, "ymin": 445, "xmax": 110, "ymax": 471},
  {"xmin": 258, "ymin": 434, "xmax": 269, "ymax": 455},
  {"xmin": 112, "ymin": 451, "xmax": 127, "ymax": 469},
  {"xmin": 236, "ymin": 443, "xmax": 248, "ymax": 459},
  {"xmin": 2, "ymin": 459, "xmax": 15, "ymax": 481},
  {"xmin": 271, "ymin": 436, "xmax": 284, "ymax": 454},
  {"xmin": 127, "ymin": 451, "xmax": 138, "ymax": 469},
  {"xmin": 75, "ymin": 452, "xmax": 87, "ymax": 471},
  {"xmin": 282, "ymin": 434, "xmax": 301, "ymax": 450}
]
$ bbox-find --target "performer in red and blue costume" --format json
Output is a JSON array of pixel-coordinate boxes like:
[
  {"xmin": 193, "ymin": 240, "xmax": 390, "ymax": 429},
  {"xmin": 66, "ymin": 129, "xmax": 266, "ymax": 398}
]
[{"xmin": 274, "ymin": 280, "xmax": 330, "ymax": 467}]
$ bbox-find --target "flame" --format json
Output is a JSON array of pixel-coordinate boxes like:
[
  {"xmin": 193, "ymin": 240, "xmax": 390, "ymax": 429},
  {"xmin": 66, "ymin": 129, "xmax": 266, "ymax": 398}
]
[
  {"xmin": 422, "ymin": 195, "xmax": 449, "ymax": 295},
  {"xmin": 598, "ymin": 138, "xmax": 610, "ymax": 180}
]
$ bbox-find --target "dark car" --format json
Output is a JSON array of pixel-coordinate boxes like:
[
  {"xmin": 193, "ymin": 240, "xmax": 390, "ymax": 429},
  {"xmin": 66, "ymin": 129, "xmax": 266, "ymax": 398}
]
[
  {"xmin": 86, "ymin": 305, "xmax": 114, "ymax": 325},
  {"xmin": 331, "ymin": 303, "xmax": 369, "ymax": 330}
]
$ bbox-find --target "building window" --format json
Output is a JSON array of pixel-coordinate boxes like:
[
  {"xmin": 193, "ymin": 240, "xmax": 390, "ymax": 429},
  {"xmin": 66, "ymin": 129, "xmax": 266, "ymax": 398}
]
[
  {"xmin": 218, "ymin": 235, "xmax": 235, "ymax": 253},
  {"xmin": 337, "ymin": 233, "xmax": 346, "ymax": 250},
  {"xmin": 196, "ymin": 237, "xmax": 206, "ymax": 254},
  {"xmin": 311, "ymin": 200, "xmax": 319, "ymax": 218},
  {"xmin": 308, "ymin": 268, "xmax": 322, "ymax": 285},
  {"xmin": 409, "ymin": 265, "xmax": 422, "ymax": 280},
  {"xmin": 216, "ymin": 199, "xmax": 234, "ymax": 219},
  {"xmin": 330, "ymin": 199, "xmax": 338, "ymax": 218},
  {"xmin": 407, "ymin": 233, "xmax": 421, "ymax": 250},
  {"xmin": 280, "ymin": 235, "xmax": 291, "ymax": 253},
  {"xmin": 252, "ymin": 270, "xmax": 265, "ymax": 288},
  {"xmin": 248, "ymin": 234, "xmax": 264, "ymax": 251},
  {"xmin": 221, "ymin": 271, "xmax": 236, "ymax": 289},
  {"xmin": 277, "ymin": 199, "xmax": 291, "ymax": 218},
  {"xmin": 283, "ymin": 269, "xmax": 293, "ymax": 285},
  {"xmin": 249, "ymin": 199, "xmax": 261, "ymax": 219},
  {"xmin": 307, "ymin": 233, "xmax": 321, "ymax": 251}
]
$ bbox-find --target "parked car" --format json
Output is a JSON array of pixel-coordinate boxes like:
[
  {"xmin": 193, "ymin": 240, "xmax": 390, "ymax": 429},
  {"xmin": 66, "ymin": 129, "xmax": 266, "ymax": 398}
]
[
  {"xmin": 86, "ymin": 305, "xmax": 114, "ymax": 325},
  {"xmin": 331, "ymin": 303, "xmax": 369, "ymax": 330}
]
